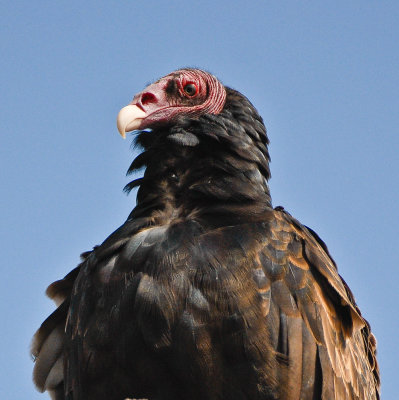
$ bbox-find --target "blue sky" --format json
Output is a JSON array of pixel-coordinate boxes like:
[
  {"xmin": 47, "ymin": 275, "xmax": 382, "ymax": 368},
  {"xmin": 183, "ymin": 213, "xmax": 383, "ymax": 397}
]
[{"xmin": 1, "ymin": 1, "xmax": 398, "ymax": 398}]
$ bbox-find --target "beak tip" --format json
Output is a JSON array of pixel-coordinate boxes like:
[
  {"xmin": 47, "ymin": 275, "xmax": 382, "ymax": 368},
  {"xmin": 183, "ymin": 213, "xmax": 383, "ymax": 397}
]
[
  {"xmin": 116, "ymin": 119, "xmax": 126, "ymax": 139},
  {"xmin": 117, "ymin": 123, "xmax": 126, "ymax": 139}
]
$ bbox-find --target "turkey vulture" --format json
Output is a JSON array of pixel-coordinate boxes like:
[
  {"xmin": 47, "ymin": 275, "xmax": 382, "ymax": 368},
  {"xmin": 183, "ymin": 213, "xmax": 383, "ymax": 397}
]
[{"xmin": 32, "ymin": 68, "xmax": 380, "ymax": 400}]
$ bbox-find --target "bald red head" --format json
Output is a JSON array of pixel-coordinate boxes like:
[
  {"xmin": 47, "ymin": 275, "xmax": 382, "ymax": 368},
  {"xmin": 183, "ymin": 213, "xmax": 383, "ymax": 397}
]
[{"xmin": 117, "ymin": 69, "xmax": 226, "ymax": 137}]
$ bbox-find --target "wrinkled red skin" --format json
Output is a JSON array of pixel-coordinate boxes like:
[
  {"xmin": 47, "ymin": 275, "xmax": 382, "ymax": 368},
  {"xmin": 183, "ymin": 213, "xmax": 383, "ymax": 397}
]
[{"xmin": 129, "ymin": 69, "xmax": 226, "ymax": 129}]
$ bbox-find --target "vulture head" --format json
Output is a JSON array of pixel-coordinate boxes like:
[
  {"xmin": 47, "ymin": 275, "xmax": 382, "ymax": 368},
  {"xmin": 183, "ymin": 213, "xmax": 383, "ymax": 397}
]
[{"xmin": 117, "ymin": 69, "xmax": 227, "ymax": 137}]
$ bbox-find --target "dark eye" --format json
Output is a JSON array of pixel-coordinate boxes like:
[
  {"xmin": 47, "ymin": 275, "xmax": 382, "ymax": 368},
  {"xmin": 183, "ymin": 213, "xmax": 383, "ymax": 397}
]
[{"xmin": 183, "ymin": 83, "xmax": 198, "ymax": 97}]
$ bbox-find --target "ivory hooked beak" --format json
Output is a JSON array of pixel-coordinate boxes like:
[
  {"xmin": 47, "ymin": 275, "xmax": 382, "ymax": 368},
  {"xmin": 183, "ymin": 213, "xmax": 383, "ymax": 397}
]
[{"xmin": 116, "ymin": 105, "xmax": 147, "ymax": 138}]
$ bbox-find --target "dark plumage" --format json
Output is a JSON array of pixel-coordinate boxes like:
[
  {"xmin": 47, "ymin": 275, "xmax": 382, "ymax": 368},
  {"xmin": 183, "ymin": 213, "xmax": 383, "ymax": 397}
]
[{"xmin": 32, "ymin": 68, "xmax": 379, "ymax": 400}]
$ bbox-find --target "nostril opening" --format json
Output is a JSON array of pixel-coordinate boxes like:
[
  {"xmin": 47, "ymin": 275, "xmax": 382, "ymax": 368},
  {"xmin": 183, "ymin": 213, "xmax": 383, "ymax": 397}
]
[{"xmin": 141, "ymin": 92, "xmax": 157, "ymax": 105}]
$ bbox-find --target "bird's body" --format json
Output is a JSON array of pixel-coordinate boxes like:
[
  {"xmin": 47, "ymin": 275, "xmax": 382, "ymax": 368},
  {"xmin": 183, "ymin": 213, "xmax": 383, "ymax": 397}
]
[{"xmin": 32, "ymin": 69, "xmax": 379, "ymax": 400}]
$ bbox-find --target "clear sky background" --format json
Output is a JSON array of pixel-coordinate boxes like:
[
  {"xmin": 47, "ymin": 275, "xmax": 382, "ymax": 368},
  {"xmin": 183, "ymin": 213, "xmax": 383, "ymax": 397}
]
[{"xmin": 1, "ymin": 1, "xmax": 398, "ymax": 399}]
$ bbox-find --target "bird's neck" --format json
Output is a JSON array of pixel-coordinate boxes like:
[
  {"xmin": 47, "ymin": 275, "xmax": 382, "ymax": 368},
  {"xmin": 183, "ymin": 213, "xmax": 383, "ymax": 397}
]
[{"xmin": 126, "ymin": 134, "xmax": 272, "ymax": 227}]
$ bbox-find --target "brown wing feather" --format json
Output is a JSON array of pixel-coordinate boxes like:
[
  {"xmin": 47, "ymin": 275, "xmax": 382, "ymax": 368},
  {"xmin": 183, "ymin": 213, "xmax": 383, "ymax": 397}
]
[
  {"xmin": 31, "ymin": 253, "xmax": 90, "ymax": 399},
  {"xmin": 258, "ymin": 208, "xmax": 379, "ymax": 399}
]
